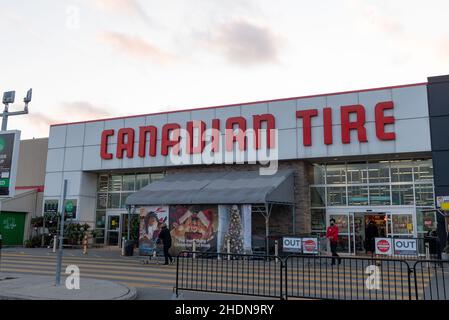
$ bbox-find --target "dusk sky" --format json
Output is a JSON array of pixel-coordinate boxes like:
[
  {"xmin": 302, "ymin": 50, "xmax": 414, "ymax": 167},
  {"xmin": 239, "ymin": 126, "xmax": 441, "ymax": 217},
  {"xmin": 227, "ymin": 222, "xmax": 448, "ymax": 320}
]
[{"xmin": 1, "ymin": 0, "xmax": 448, "ymax": 139}]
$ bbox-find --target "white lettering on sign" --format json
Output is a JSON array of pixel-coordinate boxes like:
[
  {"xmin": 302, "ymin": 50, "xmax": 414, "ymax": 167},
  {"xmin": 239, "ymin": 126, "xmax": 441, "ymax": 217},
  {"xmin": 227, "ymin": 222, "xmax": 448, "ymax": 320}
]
[
  {"xmin": 282, "ymin": 237, "xmax": 302, "ymax": 253},
  {"xmin": 393, "ymin": 238, "xmax": 418, "ymax": 255},
  {"xmin": 375, "ymin": 238, "xmax": 393, "ymax": 255}
]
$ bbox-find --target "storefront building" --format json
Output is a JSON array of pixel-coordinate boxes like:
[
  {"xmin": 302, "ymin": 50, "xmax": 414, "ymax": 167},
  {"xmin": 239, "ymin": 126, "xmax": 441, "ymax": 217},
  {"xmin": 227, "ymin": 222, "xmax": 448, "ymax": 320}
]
[{"xmin": 42, "ymin": 75, "xmax": 449, "ymax": 254}]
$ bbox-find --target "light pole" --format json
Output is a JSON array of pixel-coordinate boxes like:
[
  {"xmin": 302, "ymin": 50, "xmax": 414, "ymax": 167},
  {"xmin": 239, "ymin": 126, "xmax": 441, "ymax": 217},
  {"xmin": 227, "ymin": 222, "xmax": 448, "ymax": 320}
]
[{"xmin": 1, "ymin": 89, "xmax": 32, "ymax": 131}]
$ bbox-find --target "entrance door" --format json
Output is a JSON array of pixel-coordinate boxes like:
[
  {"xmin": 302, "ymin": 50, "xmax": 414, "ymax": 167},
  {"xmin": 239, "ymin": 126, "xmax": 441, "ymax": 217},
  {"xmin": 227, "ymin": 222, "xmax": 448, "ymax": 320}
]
[
  {"xmin": 106, "ymin": 215, "xmax": 120, "ymax": 246},
  {"xmin": 329, "ymin": 214, "xmax": 352, "ymax": 254}
]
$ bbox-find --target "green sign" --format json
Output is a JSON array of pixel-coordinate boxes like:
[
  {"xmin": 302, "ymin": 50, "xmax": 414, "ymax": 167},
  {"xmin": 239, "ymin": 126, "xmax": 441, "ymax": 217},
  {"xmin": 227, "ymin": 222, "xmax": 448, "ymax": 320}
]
[
  {"xmin": 65, "ymin": 201, "xmax": 74, "ymax": 213},
  {"xmin": 0, "ymin": 137, "xmax": 5, "ymax": 152}
]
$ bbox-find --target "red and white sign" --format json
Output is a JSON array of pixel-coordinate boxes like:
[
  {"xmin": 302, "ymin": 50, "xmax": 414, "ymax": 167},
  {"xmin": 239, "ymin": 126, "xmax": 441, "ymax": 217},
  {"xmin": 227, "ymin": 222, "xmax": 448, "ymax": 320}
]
[
  {"xmin": 375, "ymin": 238, "xmax": 393, "ymax": 255},
  {"xmin": 302, "ymin": 237, "xmax": 319, "ymax": 254},
  {"xmin": 99, "ymin": 102, "xmax": 397, "ymax": 160}
]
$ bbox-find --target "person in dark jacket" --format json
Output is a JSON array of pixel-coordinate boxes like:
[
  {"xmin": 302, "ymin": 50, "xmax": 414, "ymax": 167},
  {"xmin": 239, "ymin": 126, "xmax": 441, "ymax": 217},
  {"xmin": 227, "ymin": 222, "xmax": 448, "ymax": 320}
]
[
  {"xmin": 158, "ymin": 223, "xmax": 174, "ymax": 265},
  {"xmin": 365, "ymin": 220, "xmax": 379, "ymax": 254}
]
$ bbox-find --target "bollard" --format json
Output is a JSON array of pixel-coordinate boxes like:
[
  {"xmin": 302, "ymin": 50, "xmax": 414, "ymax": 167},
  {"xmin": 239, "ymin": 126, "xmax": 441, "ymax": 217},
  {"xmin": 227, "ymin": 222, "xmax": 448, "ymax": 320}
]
[
  {"xmin": 53, "ymin": 235, "xmax": 57, "ymax": 253},
  {"xmin": 425, "ymin": 243, "xmax": 430, "ymax": 268},
  {"xmin": 82, "ymin": 234, "xmax": 88, "ymax": 255},
  {"xmin": 192, "ymin": 240, "xmax": 196, "ymax": 259},
  {"xmin": 121, "ymin": 237, "xmax": 126, "ymax": 256},
  {"xmin": 274, "ymin": 240, "xmax": 279, "ymax": 263},
  {"xmin": 227, "ymin": 239, "xmax": 231, "ymax": 261}
]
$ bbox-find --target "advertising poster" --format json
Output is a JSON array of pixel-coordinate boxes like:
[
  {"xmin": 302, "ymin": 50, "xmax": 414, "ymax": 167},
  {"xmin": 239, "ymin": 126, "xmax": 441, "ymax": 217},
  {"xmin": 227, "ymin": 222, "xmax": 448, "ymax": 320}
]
[
  {"xmin": 138, "ymin": 206, "xmax": 169, "ymax": 256},
  {"xmin": 0, "ymin": 131, "xmax": 20, "ymax": 197},
  {"xmin": 169, "ymin": 205, "xmax": 218, "ymax": 252}
]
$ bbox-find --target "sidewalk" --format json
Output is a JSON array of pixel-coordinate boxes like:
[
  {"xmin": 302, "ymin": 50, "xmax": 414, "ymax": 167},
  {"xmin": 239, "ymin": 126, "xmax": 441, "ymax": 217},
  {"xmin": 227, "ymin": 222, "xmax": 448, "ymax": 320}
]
[{"xmin": 0, "ymin": 273, "xmax": 137, "ymax": 300}]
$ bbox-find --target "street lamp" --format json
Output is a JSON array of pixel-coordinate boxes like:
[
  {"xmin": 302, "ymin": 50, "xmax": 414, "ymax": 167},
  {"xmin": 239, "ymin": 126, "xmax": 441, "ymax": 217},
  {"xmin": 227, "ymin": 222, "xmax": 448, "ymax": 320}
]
[{"xmin": 1, "ymin": 88, "xmax": 32, "ymax": 131}]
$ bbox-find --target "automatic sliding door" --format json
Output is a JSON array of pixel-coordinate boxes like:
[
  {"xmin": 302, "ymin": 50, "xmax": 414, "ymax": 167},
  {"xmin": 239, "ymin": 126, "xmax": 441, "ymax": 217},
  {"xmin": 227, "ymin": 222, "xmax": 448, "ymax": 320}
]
[{"xmin": 329, "ymin": 214, "xmax": 351, "ymax": 254}]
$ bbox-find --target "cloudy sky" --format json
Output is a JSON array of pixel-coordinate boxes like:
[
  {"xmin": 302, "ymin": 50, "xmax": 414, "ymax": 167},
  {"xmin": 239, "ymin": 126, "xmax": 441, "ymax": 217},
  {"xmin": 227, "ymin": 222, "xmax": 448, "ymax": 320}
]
[{"xmin": 1, "ymin": 0, "xmax": 448, "ymax": 139}]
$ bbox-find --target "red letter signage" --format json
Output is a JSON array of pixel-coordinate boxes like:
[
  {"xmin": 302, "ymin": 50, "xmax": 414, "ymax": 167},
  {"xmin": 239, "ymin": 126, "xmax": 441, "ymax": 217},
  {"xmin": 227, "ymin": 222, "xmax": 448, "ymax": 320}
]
[
  {"xmin": 161, "ymin": 123, "xmax": 181, "ymax": 156},
  {"xmin": 186, "ymin": 120, "xmax": 206, "ymax": 154},
  {"xmin": 296, "ymin": 109, "xmax": 318, "ymax": 146},
  {"xmin": 375, "ymin": 101, "xmax": 396, "ymax": 140},
  {"xmin": 226, "ymin": 117, "xmax": 246, "ymax": 151},
  {"xmin": 100, "ymin": 129, "xmax": 114, "ymax": 160},
  {"xmin": 253, "ymin": 114, "xmax": 276, "ymax": 149},
  {"xmin": 341, "ymin": 105, "xmax": 367, "ymax": 144},
  {"xmin": 138, "ymin": 126, "xmax": 157, "ymax": 157},
  {"xmin": 116, "ymin": 128, "xmax": 135, "ymax": 159}
]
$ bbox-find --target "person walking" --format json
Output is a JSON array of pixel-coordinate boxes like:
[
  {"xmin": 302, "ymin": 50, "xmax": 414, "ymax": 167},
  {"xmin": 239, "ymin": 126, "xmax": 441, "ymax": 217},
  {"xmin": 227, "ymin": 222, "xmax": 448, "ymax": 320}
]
[
  {"xmin": 365, "ymin": 220, "xmax": 379, "ymax": 255},
  {"xmin": 158, "ymin": 223, "xmax": 174, "ymax": 265},
  {"xmin": 326, "ymin": 218, "xmax": 341, "ymax": 265}
]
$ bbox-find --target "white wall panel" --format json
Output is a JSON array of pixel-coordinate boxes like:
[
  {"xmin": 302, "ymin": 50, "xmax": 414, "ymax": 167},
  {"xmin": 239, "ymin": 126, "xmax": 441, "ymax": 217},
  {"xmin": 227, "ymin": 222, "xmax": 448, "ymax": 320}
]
[
  {"xmin": 84, "ymin": 121, "xmax": 104, "ymax": 146},
  {"xmin": 82, "ymin": 145, "xmax": 102, "ymax": 170},
  {"xmin": 43, "ymin": 172, "xmax": 63, "ymax": 197},
  {"xmin": 63, "ymin": 147, "xmax": 83, "ymax": 171},
  {"xmin": 392, "ymin": 85, "xmax": 429, "ymax": 120},
  {"xmin": 48, "ymin": 126, "xmax": 67, "ymax": 149},
  {"xmin": 268, "ymin": 100, "xmax": 297, "ymax": 130},
  {"xmin": 46, "ymin": 148, "xmax": 65, "ymax": 172}
]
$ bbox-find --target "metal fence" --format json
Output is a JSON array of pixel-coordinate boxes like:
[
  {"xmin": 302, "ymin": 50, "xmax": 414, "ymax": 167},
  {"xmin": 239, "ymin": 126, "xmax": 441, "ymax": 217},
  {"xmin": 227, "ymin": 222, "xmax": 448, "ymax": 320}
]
[
  {"xmin": 174, "ymin": 251, "xmax": 449, "ymax": 300},
  {"xmin": 413, "ymin": 260, "xmax": 449, "ymax": 300},
  {"xmin": 284, "ymin": 254, "xmax": 412, "ymax": 300},
  {"xmin": 175, "ymin": 251, "xmax": 283, "ymax": 299}
]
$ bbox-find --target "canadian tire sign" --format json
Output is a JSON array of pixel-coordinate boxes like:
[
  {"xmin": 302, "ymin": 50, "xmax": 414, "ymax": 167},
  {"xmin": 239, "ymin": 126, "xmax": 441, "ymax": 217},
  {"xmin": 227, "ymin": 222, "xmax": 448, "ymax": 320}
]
[
  {"xmin": 375, "ymin": 238, "xmax": 393, "ymax": 255},
  {"xmin": 302, "ymin": 237, "xmax": 318, "ymax": 254}
]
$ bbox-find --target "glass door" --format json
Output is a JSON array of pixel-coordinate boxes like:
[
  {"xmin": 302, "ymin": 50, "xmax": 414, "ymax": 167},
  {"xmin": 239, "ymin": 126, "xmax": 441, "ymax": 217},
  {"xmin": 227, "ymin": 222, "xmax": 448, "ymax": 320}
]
[
  {"xmin": 106, "ymin": 215, "xmax": 120, "ymax": 246},
  {"xmin": 329, "ymin": 214, "xmax": 352, "ymax": 254},
  {"xmin": 387, "ymin": 213, "xmax": 414, "ymax": 238}
]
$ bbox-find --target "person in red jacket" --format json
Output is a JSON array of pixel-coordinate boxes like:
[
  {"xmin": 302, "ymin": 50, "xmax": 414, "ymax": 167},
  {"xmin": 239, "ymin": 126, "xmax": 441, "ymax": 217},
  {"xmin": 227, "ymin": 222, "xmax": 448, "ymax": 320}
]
[{"xmin": 326, "ymin": 218, "xmax": 341, "ymax": 265}]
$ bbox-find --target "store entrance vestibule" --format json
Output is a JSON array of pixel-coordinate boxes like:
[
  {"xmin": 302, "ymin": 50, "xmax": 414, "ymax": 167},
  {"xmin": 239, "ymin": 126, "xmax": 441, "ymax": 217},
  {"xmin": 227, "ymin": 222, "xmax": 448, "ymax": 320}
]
[{"xmin": 328, "ymin": 209, "xmax": 415, "ymax": 255}]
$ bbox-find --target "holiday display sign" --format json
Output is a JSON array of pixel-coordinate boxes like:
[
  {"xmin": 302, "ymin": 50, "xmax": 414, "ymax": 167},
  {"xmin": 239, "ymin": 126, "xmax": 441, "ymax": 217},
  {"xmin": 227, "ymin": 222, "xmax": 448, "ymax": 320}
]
[
  {"xmin": 169, "ymin": 205, "xmax": 218, "ymax": 251},
  {"xmin": 138, "ymin": 206, "xmax": 169, "ymax": 256}
]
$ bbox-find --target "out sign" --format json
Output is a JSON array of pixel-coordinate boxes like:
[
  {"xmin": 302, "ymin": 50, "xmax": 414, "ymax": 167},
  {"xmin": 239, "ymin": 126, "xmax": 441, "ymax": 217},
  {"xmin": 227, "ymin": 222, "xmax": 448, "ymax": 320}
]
[
  {"xmin": 282, "ymin": 237, "xmax": 302, "ymax": 253},
  {"xmin": 393, "ymin": 239, "xmax": 418, "ymax": 255}
]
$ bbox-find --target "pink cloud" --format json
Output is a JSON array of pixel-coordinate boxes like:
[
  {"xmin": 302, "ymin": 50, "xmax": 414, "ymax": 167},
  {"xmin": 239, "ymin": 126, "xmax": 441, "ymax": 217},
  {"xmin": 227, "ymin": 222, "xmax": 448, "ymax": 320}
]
[
  {"xmin": 201, "ymin": 20, "xmax": 282, "ymax": 66},
  {"xmin": 98, "ymin": 31, "xmax": 175, "ymax": 64}
]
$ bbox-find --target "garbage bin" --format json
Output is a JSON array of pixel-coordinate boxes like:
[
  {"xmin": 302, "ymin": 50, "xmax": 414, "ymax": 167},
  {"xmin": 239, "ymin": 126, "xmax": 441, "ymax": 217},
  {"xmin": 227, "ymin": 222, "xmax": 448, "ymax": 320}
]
[{"xmin": 124, "ymin": 240, "xmax": 135, "ymax": 256}]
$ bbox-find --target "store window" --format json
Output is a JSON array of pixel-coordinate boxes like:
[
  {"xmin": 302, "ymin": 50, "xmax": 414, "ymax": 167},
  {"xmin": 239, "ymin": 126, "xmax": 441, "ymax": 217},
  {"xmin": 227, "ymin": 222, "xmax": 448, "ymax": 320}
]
[
  {"xmin": 311, "ymin": 187, "xmax": 326, "ymax": 207},
  {"xmin": 348, "ymin": 185, "xmax": 368, "ymax": 206},
  {"xmin": 392, "ymin": 214, "xmax": 414, "ymax": 235},
  {"xmin": 392, "ymin": 184, "xmax": 414, "ymax": 205},
  {"xmin": 122, "ymin": 175, "xmax": 135, "ymax": 191},
  {"xmin": 311, "ymin": 209, "xmax": 326, "ymax": 233},
  {"xmin": 415, "ymin": 184, "xmax": 434, "ymax": 206},
  {"xmin": 414, "ymin": 160, "xmax": 434, "ymax": 182},
  {"xmin": 416, "ymin": 208, "xmax": 436, "ymax": 234},
  {"xmin": 326, "ymin": 165, "xmax": 346, "ymax": 184},
  {"xmin": 311, "ymin": 164, "xmax": 326, "ymax": 185},
  {"xmin": 120, "ymin": 192, "xmax": 133, "ymax": 208},
  {"xmin": 369, "ymin": 185, "xmax": 391, "ymax": 205},
  {"xmin": 109, "ymin": 175, "xmax": 122, "ymax": 192},
  {"xmin": 96, "ymin": 172, "xmax": 165, "ymax": 210},
  {"xmin": 136, "ymin": 174, "xmax": 150, "ymax": 190},
  {"xmin": 391, "ymin": 162, "xmax": 413, "ymax": 182},
  {"xmin": 327, "ymin": 187, "xmax": 347, "ymax": 206},
  {"xmin": 108, "ymin": 193, "xmax": 121, "ymax": 208},
  {"xmin": 347, "ymin": 163, "xmax": 368, "ymax": 184},
  {"xmin": 368, "ymin": 162, "xmax": 390, "ymax": 184}
]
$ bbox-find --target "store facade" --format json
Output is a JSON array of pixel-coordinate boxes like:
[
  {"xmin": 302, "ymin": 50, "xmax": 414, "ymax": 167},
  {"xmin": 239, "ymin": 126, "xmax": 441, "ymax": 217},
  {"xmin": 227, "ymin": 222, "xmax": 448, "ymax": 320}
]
[{"xmin": 42, "ymin": 75, "xmax": 449, "ymax": 254}]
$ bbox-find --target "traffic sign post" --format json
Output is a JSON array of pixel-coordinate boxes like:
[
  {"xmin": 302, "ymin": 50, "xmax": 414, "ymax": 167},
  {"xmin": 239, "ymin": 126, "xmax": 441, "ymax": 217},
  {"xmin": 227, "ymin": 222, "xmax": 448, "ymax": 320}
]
[{"xmin": 55, "ymin": 179, "xmax": 68, "ymax": 286}]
